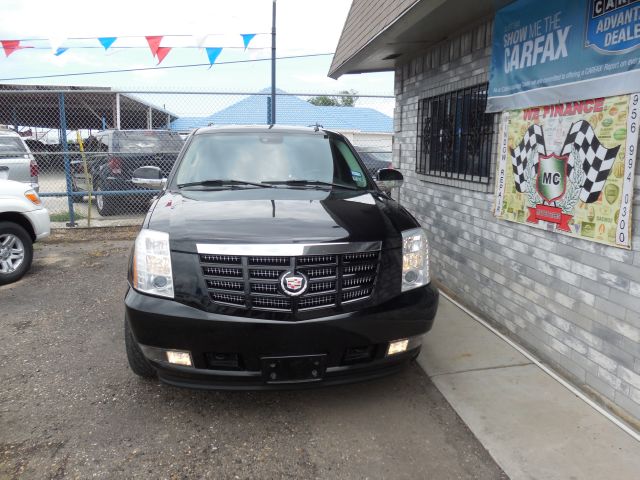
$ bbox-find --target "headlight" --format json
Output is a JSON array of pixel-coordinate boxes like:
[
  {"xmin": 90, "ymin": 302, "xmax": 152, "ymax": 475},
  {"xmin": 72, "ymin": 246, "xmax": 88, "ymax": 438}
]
[
  {"xmin": 401, "ymin": 227, "xmax": 430, "ymax": 292},
  {"xmin": 132, "ymin": 229, "xmax": 174, "ymax": 298}
]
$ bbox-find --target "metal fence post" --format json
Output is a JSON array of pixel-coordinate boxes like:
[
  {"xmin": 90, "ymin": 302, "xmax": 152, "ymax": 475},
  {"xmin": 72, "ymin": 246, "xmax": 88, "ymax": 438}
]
[
  {"xmin": 58, "ymin": 92, "xmax": 76, "ymax": 227},
  {"xmin": 115, "ymin": 92, "xmax": 121, "ymax": 130},
  {"xmin": 267, "ymin": 97, "xmax": 272, "ymax": 124}
]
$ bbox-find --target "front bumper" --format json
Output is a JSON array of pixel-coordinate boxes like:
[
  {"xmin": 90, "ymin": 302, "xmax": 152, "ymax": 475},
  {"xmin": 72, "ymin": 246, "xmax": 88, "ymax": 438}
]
[
  {"xmin": 25, "ymin": 207, "xmax": 51, "ymax": 240},
  {"xmin": 125, "ymin": 284, "xmax": 439, "ymax": 389}
]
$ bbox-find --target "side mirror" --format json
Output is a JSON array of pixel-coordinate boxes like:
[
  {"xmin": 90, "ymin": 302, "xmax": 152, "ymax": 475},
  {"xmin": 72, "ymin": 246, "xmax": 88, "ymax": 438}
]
[
  {"xmin": 132, "ymin": 166, "xmax": 166, "ymax": 189},
  {"xmin": 0, "ymin": 166, "xmax": 8, "ymax": 180},
  {"xmin": 375, "ymin": 168, "xmax": 403, "ymax": 191}
]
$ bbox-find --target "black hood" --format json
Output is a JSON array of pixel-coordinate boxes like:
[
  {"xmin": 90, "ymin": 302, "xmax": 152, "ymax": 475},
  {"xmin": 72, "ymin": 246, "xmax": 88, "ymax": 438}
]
[{"xmin": 147, "ymin": 188, "xmax": 418, "ymax": 253}]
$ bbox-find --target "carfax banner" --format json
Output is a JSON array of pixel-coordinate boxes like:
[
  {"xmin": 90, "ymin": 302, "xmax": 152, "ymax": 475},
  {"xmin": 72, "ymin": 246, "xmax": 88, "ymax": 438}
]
[
  {"xmin": 494, "ymin": 93, "xmax": 639, "ymax": 249},
  {"xmin": 488, "ymin": 0, "xmax": 640, "ymax": 112}
]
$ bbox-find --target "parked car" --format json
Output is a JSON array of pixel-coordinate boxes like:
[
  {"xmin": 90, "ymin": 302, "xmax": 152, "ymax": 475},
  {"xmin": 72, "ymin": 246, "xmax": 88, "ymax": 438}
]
[
  {"xmin": 0, "ymin": 129, "xmax": 39, "ymax": 192},
  {"xmin": 355, "ymin": 147, "xmax": 393, "ymax": 175},
  {"xmin": 24, "ymin": 139, "xmax": 52, "ymax": 170},
  {"xmin": 0, "ymin": 176, "xmax": 50, "ymax": 285},
  {"xmin": 71, "ymin": 129, "xmax": 184, "ymax": 216},
  {"xmin": 124, "ymin": 125, "xmax": 438, "ymax": 389}
]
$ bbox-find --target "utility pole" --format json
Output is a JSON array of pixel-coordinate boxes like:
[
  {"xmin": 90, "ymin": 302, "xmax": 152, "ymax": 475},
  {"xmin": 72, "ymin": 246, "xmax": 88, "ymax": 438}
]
[{"xmin": 271, "ymin": 0, "xmax": 276, "ymax": 124}]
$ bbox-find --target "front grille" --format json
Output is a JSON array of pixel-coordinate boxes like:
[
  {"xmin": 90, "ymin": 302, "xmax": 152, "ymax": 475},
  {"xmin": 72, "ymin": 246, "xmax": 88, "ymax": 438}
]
[{"xmin": 199, "ymin": 248, "xmax": 381, "ymax": 316}]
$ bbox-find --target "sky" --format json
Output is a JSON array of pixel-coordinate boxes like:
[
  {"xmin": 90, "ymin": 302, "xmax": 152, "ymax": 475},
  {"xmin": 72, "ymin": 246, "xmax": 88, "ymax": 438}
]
[{"xmin": 0, "ymin": 0, "xmax": 394, "ymax": 99}]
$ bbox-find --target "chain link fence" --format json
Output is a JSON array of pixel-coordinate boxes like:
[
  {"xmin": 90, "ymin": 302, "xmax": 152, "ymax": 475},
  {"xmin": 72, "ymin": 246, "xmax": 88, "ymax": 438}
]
[{"xmin": 0, "ymin": 87, "xmax": 394, "ymax": 228}]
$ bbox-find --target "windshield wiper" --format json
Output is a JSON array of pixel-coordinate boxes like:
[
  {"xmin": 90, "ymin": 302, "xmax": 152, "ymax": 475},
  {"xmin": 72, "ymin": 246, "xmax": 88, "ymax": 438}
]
[
  {"xmin": 263, "ymin": 180, "xmax": 360, "ymax": 190},
  {"xmin": 177, "ymin": 179, "xmax": 274, "ymax": 189}
]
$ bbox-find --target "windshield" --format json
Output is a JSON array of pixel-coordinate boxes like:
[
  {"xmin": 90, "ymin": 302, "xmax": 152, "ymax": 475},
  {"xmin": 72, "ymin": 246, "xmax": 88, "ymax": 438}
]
[
  {"xmin": 114, "ymin": 131, "xmax": 183, "ymax": 153},
  {"xmin": 173, "ymin": 132, "xmax": 370, "ymax": 189},
  {"xmin": 0, "ymin": 136, "xmax": 28, "ymax": 158}
]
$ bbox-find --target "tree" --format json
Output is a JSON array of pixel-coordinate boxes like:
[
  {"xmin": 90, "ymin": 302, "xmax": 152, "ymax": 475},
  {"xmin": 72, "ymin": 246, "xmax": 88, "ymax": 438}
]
[{"xmin": 308, "ymin": 90, "xmax": 358, "ymax": 107}]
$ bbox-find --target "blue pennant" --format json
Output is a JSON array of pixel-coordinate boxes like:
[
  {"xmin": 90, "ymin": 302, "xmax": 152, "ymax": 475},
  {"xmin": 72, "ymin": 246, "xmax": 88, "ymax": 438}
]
[
  {"xmin": 98, "ymin": 37, "xmax": 117, "ymax": 50},
  {"xmin": 241, "ymin": 33, "xmax": 256, "ymax": 50},
  {"xmin": 206, "ymin": 47, "xmax": 222, "ymax": 67}
]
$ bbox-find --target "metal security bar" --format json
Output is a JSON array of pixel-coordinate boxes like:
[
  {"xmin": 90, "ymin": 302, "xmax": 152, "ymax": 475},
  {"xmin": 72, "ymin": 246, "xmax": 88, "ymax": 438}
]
[{"xmin": 417, "ymin": 83, "xmax": 495, "ymax": 183}]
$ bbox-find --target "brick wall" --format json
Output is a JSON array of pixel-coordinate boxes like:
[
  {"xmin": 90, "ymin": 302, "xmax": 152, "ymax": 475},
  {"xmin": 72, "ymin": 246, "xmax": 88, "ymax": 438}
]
[{"xmin": 394, "ymin": 19, "xmax": 640, "ymax": 422}]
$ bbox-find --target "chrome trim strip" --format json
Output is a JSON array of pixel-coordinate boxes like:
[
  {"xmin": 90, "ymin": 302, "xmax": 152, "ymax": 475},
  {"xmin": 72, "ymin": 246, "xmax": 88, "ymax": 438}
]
[{"xmin": 196, "ymin": 241, "xmax": 382, "ymax": 256}]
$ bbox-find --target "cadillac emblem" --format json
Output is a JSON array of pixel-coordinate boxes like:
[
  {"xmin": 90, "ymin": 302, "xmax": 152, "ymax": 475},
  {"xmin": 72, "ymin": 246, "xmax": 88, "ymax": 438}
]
[{"xmin": 280, "ymin": 271, "xmax": 308, "ymax": 296}]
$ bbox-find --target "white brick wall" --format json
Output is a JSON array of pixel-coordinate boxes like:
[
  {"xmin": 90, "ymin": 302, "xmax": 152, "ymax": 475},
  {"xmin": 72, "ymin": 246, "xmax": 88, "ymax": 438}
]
[{"xmin": 394, "ymin": 19, "xmax": 640, "ymax": 422}]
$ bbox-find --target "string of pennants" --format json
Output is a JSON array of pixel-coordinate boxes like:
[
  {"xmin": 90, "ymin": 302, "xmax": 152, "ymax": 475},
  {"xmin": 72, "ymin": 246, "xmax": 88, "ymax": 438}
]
[{"xmin": 0, "ymin": 33, "xmax": 258, "ymax": 66}]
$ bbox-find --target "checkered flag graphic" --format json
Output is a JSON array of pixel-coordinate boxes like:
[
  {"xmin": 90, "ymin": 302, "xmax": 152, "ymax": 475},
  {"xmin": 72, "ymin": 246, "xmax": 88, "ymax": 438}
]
[
  {"xmin": 560, "ymin": 120, "xmax": 620, "ymax": 203},
  {"xmin": 510, "ymin": 124, "xmax": 546, "ymax": 192}
]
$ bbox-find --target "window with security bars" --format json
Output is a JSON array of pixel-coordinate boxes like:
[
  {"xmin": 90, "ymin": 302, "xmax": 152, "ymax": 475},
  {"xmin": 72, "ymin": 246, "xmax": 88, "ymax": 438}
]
[{"xmin": 417, "ymin": 83, "xmax": 495, "ymax": 183}]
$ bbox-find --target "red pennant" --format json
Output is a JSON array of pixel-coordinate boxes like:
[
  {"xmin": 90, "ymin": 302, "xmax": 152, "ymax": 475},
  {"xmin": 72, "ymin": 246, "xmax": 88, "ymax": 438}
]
[
  {"xmin": 1, "ymin": 40, "xmax": 31, "ymax": 57},
  {"xmin": 145, "ymin": 36, "xmax": 163, "ymax": 57},
  {"xmin": 156, "ymin": 46, "xmax": 171, "ymax": 64}
]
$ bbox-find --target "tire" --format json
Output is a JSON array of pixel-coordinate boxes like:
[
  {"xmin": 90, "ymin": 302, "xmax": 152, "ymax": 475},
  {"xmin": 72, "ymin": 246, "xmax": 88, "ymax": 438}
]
[
  {"xmin": 125, "ymin": 318, "xmax": 156, "ymax": 379},
  {"xmin": 0, "ymin": 221, "xmax": 33, "ymax": 286},
  {"xmin": 95, "ymin": 182, "xmax": 117, "ymax": 216}
]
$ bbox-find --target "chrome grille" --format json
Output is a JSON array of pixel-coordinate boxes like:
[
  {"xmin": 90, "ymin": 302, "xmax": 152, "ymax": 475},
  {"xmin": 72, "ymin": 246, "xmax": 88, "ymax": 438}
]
[
  {"xmin": 305, "ymin": 267, "xmax": 337, "ymax": 279},
  {"xmin": 249, "ymin": 256, "xmax": 288, "ymax": 266},
  {"xmin": 252, "ymin": 296, "xmax": 292, "ymax": 310},
  {"xmin": 199, "ymin": 248, "xmax": 380, "ymax": 316},
  {"xmin": 202, "ymin": 266, "xmax": 243, "ymax": 278},
  {"xmin": 206, "ymin": 279, "xmax": 244, "ymax": 291},
  {"xmin": 342, "ymin": 287, "xmax": 373, "ymax": 302},
  {"xmin": 299, "ymin": 294, "xmax": 336, "ymax": 310},
  {"xmin": 200, "ymin": 254, "xmax": 241, "ymax": 264},
  {"xmin": 308, "ymin": 280, "xmax": 336, "ymax": 293},
  {"xmin": 249, "ymin": 269, "xmax": 281, "ymax": 279},
  {"xmin": 210, "ymin": 292, "xmax": 245, "ymax": 306}
]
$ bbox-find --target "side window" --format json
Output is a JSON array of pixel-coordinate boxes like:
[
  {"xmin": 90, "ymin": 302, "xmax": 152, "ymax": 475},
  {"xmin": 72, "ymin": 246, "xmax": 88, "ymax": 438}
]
[{"xmin": 332, "ymin": 138, "xmax": 368, "ymax": 188}]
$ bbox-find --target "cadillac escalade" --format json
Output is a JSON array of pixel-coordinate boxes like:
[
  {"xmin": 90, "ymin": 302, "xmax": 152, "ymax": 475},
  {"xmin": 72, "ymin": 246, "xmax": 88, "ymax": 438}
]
[{"xmin": 125, "ymin": 125, "xmax": 438, "ymax": 389}]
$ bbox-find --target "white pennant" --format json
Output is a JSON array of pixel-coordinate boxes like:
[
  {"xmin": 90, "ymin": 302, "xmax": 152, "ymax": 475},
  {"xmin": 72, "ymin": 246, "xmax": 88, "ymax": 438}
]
[
  {"xmin": 49, "ymin": 35, "xmax": 67, "ymax": 55},
  {"xmin": 192, "ymin": 34, "xmax": 208, "ymax": 49}
]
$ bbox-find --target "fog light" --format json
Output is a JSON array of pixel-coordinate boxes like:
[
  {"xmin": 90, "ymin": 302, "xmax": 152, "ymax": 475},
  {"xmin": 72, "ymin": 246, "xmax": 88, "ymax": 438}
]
[
  {"xmin": 387, "ymin": 339, "xmax": 409, "ymax": 356},
  {"xmin": 166, "ymin": 350, "xmax": 193, "ymax": 367}
]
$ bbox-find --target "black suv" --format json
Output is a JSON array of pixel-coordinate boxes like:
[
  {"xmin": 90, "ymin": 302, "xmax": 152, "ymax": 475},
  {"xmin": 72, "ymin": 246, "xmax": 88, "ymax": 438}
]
[
  {"xmin": 125, "ymin": 125, "xmax": 438, "ymax": 389},
  {"xmin": 71, "ymin": 129, "xmax": 184, "ymax": 216}
]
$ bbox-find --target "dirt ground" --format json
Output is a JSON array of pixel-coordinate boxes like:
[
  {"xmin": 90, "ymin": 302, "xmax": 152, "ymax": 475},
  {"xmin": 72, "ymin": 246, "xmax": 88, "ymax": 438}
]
[{"xmin": 0, "ymin": 231, "xmax": 507, "ymax": 479}]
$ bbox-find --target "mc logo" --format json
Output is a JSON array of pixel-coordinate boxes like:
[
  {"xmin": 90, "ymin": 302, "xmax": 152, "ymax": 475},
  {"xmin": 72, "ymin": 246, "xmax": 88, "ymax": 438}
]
[{"xmin": 536, "ymin": 154, "xmax": 567, "ymax": 203}]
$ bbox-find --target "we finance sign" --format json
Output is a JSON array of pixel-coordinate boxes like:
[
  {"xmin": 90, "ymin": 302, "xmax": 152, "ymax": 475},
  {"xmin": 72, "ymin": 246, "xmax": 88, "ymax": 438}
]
[{"xmin": 487, "ymin": 0, "xmax": 640, "ymax": 112}]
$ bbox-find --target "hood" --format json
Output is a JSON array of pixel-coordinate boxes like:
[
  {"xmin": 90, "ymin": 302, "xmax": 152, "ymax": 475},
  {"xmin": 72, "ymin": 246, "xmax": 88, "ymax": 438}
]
[{"xmin": 147, "ymin": 188, "xmax": 418, "ymax": 253}]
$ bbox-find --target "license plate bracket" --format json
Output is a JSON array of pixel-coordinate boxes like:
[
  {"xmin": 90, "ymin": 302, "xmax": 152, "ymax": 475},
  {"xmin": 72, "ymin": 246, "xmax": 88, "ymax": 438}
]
[{"xmin": 261, "ymin": 354, "xmax": 326, "ymax": 384}]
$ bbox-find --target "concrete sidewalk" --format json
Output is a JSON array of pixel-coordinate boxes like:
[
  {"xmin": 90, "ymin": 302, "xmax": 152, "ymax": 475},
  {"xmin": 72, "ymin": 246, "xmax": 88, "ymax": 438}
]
[{"xmin": 418, "ymin": 294, "xmax": 640, "ymax": 480}]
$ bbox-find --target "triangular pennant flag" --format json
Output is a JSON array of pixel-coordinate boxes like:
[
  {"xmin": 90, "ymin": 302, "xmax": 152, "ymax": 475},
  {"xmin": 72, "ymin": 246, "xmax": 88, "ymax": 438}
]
[
  {"xmin": 192, "ymin": 34, "xmax": 208, "ymax": 49},
  {"xmin": 54, "ymin": 47, "xmax": 68, "ymax": 56},
  {"xmin": 146, "ymin": 36, "xmax": 163, "ymax": 57},
  {"xmin": 1, "ymin": 40, "xmax": 31, "ymax": 57},
  {"xmin": 98, "ymin": 37, "xmax": 117, "ymax": 50},
  {"xmin": 205, "ymin": 47, "xmax": 222, "ymax": 67},
  {"xmin": 241, "ymin": 34, "xmax": 256, "ymax": 50},
  {"xmin": 49, "ymin": 36, "xmax": 66, "ymax": 54},
  {"xmin": 156, "ymin": 46, "xmax": 171, "ymax": 65}
]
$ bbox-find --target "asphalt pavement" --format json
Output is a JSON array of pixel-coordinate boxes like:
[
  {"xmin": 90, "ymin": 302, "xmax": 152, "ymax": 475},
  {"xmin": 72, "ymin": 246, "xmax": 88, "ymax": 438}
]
[{"xmin": 0, "ymin": 235, "xmax": 507, "ymax": 479}]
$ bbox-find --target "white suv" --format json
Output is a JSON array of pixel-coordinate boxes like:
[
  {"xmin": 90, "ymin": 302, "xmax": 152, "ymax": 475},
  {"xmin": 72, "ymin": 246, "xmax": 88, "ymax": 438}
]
[
  {"xmin": 0, "ymin": 129, "xmax": 39, "ymax": 191},
  {"xmin": 0, "ymin": 176, "xmax": 50, "ymax": 285}
]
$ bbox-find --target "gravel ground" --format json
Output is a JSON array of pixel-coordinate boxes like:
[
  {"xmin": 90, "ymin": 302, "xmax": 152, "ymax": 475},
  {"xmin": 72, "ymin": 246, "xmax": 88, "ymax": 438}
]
[{"xmin": 0, "ymin": 234, "xmax": 507, "ymax": 479}]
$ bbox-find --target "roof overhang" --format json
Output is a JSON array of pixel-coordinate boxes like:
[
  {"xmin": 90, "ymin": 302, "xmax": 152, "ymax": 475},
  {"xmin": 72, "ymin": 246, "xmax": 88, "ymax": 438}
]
[
  {"xmin": 0, "ymin": 84, "xmax": 178, "ymax": 130},
  {"xmin": 329, "ymin": 0, "xmax": 513, "ymax": 79}
]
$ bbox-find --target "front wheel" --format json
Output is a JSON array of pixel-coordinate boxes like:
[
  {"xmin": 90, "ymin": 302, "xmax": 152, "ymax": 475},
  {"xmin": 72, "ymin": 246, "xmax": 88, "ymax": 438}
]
[
  {"xmin": 0, "ymin": 221, "xmax": 33, "ymax": 285},
  {"xmin": 95, "ymin": 182, "xmax": 118, "ymax": 216}
]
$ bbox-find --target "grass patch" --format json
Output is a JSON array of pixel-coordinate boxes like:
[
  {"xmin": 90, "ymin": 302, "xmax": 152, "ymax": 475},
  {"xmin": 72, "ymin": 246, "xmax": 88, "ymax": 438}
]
[{"xmin": 49, "ymin": 211, "xmax": 86, "ymax": 222}]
